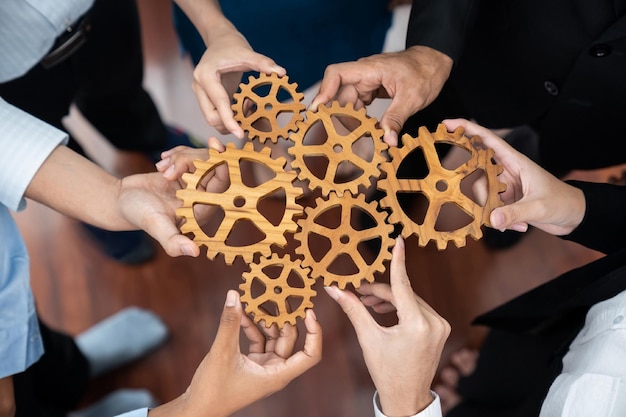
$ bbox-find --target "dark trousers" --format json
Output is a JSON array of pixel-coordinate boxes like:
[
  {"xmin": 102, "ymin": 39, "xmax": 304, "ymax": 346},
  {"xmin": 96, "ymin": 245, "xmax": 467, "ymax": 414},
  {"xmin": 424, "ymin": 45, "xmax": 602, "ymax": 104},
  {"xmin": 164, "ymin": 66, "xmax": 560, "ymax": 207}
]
[
  {"xmin": 13, "ymin": 319, "xmax": 89, "ymax": 417},
  {"xmin": 0, "ymin": 0, "xmax": 167, "ymax": 158}
]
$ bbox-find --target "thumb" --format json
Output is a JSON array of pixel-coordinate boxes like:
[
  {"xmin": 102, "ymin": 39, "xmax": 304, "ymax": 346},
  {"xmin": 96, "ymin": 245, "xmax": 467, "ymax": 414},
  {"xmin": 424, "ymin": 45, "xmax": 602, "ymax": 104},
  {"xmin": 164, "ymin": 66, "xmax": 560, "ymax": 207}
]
[
  {"xmin": 490, "ymin": 202, "xmax": 535, "ymax": 232},
  {"xmin": 379, "ymin": 101, "xmax": 412, "ymax": 147},
  {"xmin": 211, "ymin": 290, "xmax": 244, "ymax": 352},
  {"xmin": 324, "ymin": 286, "xmax": 378, "ymax": 338}
]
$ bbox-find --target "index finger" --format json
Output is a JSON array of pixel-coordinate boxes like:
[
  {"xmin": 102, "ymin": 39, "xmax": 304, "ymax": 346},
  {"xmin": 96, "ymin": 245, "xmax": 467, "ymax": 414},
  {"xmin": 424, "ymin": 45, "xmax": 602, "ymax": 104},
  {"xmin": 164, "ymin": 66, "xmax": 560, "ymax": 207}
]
[
  {"xmin": 310, "ymin": 61, "xmax": 365, "ymax": 111},
  {"xmin": 388, "ymin": 237, "xmax": 418, "ymax": 319}
]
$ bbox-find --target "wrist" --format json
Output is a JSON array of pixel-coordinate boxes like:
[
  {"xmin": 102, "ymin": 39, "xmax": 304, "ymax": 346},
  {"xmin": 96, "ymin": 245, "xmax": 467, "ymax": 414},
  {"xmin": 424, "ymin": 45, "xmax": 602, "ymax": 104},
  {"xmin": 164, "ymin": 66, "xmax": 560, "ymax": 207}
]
[{"xmin": 378, "ymin": 388, "xmax": 434, "ymax": 416}]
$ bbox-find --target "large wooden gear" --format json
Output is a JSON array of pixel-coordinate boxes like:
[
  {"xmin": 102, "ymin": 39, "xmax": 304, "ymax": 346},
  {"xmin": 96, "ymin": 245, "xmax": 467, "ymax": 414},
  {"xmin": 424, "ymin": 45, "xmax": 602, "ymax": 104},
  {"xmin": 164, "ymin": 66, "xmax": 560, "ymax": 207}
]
[
  {"xmin": 176, "ymin": 142, "xmax": 304, "ymax": 265},
  {"xmin": 288, "ymin": 102, "xmax": 389, "ymax": 197},
  {"xmin": 232, "ymin": 73, "xmax": 305, "ymax": 143},
  {"xmin": 239, "ymin": 254, "xmax": 316, "ymax": 328},
  {"xmin": 377, "ymin": 124, "xmax": 506, "ymax": 250},
  {"xmin": 294, "ymin": 192, "xmax": 394, "ymax": 289}
]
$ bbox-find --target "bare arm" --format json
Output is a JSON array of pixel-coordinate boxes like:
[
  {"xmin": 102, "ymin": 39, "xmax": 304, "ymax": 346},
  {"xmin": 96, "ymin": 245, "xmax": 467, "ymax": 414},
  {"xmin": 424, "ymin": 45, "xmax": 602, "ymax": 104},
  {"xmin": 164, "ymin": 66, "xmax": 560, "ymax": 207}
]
[
  {"xmin": 25, "ymin": 145, "xmax": 200, "ymax": 257},
  {"xmin": 172, "ymin": 0, "xmax": 284, "ymax": 138}
]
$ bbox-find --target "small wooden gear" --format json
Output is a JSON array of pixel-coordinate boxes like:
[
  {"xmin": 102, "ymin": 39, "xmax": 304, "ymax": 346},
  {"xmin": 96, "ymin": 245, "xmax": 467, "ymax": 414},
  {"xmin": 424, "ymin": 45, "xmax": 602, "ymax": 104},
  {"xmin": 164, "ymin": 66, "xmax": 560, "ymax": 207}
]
[
  {"xmin": 232, "ymin": 73, "xmax": 305, "ymax": 143},
  {"xmin": 294, "ymin": 192, "xmax": 394, "ymax": 289},
  {"xmin": 176, "ymin": 142, "xmax": 304, "ymax": 265},
  {"xmin": 239, "ymin": 254, "xmax": 316, "ymax": 328},
  {"xmin": 378, "ymin": 124, "xmax": 506, "ymax": 250},
  {"xmin": 288, "ymin": 101, "xmax": 388, "ymax": 197}
]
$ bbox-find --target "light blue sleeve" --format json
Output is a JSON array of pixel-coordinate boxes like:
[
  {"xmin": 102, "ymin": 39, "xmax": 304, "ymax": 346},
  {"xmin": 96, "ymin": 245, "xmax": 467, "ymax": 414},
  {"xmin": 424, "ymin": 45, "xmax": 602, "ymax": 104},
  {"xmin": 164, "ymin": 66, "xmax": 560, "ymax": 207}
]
[
  {"xmin": 373, "ymin": 391, "xmax": 443, "ymax": 417},
  {"xmin": 115, "ymin": 408, "xmax": 149, "ymax": 417}
]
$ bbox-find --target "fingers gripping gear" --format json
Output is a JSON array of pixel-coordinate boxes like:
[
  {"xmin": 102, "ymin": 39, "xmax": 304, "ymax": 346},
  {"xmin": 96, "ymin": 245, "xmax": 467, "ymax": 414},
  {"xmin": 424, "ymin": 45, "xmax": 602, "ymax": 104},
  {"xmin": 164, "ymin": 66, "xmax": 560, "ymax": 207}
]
[
  {"xmin": 232, "ymin": 73, "xmax": 305, "ymax": 143},
  {"xmin": 294, "ymin": 192, "xmax": 394, "ymax": 289},
  {"xmin": 175, "ymin": 142, "xmax": 304, "ymax": 265},
  {"xmin": 288, "ymin": 102, "xmax": 388, "ymax": 197},
  {"xmin": 378, "ymin": 124, "xmax": 506, "ymax": 250},
  {"xmin": 240, "ymin": 254, "xmax": 316, "ymax": 328}
]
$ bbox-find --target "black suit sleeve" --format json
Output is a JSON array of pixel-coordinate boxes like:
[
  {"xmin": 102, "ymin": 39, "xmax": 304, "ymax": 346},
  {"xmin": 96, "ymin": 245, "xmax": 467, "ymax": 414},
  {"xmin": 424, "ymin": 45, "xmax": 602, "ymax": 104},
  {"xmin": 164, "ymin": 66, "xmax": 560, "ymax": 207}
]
[
  {"xmin": 562, "ymin": 181, "xmax": 626, "ymax": 254},
  {"xmin": 405, "ymin": 0, "xmax": 475, "ymax": 62}
]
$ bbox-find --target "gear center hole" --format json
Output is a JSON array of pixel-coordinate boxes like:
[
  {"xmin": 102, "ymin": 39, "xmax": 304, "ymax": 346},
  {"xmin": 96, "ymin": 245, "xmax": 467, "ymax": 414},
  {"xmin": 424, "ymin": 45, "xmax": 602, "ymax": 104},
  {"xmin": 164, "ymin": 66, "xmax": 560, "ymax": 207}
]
[
  {"xmin": 274, "ymin": 286, "xmax": 283, "ymax": 294},
  {"xmin": 333, "ymin": 144, "xmax": 343, "ymax": 153},
  {"xmin": 234, "ymin": 196, "xmax": 246, "ymax": 207},
  {"xmin": 436, "ymin": 180, "xmax": 448, "ymax": 192},
  {"xmin": 340, "ymin": 234, "xmax": 350, "ymax": 244},
  {"xmin": 264, "ymin": 103, "xmax": 273, "ymax": 112}
]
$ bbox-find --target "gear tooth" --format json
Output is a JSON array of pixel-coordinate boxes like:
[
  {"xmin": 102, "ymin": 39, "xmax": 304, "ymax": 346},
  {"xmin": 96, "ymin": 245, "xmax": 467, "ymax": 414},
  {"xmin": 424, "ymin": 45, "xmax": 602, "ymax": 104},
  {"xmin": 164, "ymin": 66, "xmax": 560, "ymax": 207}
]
[
  {"xmin": 258, "ymin": 145, "xmax": 271, "ymax": 156},
  {"xmin": 435, "ymin": 239, "xmax": 448, "ymax": 251},
  {"xmin": 453, "ymin": 237, "xmax": 467, "ymax": 248}
]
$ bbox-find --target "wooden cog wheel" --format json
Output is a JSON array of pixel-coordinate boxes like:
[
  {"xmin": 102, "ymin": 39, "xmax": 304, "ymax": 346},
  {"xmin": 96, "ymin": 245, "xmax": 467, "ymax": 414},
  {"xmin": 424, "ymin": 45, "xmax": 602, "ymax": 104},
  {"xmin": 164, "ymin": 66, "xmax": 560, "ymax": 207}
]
[
  {"xmin": 232, "ymin": 73, "xmax": 305, "ymax": 143},
  {"xmin": 240, "ymin": 254, "xmax": 316, "ymax": 328},
  {"xmin": 378, "ymin": 124, "xmax": 506, "ymax": 250},
  {"xmin": 294, "ymin": 192, "xmax": 394, "ymax": 289},
  {"xmin": 175, "ymin": 142, "xmax": 304, "ymax": 265},
  {"xmin": 288, "ymin": 101, "xmax": 388, "ymax": 197}
]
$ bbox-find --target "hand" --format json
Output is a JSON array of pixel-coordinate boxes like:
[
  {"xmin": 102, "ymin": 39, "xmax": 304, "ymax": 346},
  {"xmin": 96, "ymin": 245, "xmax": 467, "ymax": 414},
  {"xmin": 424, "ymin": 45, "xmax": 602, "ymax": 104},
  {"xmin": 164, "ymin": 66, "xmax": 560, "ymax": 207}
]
[
  {"xmin": 0, "ymin": 376, "xmax": 15, "ymax": 417},
  {"xmin": 192, "ymin": 28, "xmax": 285, "ymax": 139},
  {"xmin": 149, "ymin": 291, "xmax": 322, "ymax": 417},
  {"xmin": 442, "ymin": 119, "xmax": 586, "ymax": 236},
  {"xmin": 155, "ymin": 137, "xmax": 230, "ymax": 227},
  {"xmin": 310, "ymin": 46, "xmax": 453, "ymax": 146},
  {"xmin": 324, "ymin": 237, "xmax": 450, "ymax": 416}
]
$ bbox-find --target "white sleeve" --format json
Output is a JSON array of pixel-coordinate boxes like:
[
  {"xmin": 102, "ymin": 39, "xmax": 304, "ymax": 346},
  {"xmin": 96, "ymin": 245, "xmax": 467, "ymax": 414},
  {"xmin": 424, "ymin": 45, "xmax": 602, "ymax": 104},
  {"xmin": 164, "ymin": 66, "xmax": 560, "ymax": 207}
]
[
  {"xmin": 373, "ymin": 391, "xmax": 443, "ymax": 417},
  {"xmin": 0, "ymin": 98, "xmax": 68, "ymax": 211},
  {"xmin": 540, "ymin": 289, "xmax": 626, "ymax": 417},
  {"xmin": 115, "ymin": 408, "xmax": 149, "ymax": 417}
]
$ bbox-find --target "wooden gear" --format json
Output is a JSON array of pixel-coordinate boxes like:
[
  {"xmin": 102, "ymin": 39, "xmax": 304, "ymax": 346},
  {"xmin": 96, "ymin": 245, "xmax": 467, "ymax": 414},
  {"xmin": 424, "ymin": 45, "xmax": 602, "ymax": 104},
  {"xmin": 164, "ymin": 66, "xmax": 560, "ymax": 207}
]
[
  {"xmin": 294, "ymin": 192, "xmax": 394, "ymax": 289},
  {"xmin": 232, "ymin": 73, "xmax": 305, "ymax": 143},
  {"xmin": 377, "ymin": 124, "xmax": 506, "ymax": 250},
  {"xmin": 288, "ymin": 101, "xmax": 389, "ymax": 197},
  {"xmin": 240, "ymin": 254, "xmax": 316, "ymax": 328},
  {"xmin": 175, "ymin": 142, "xmax": 304, "ymax": 265}
]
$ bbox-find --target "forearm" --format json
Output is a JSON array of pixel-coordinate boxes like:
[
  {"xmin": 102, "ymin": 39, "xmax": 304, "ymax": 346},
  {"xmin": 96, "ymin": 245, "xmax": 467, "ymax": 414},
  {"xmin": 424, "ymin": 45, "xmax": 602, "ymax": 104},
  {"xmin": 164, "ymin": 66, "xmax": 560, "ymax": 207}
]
[
  {"xmin": 0, "ymin": 377, "xmax": 15, "ymax": 417},
  {"xmin": 24, "ymin": 145, "xmax": 134, "ymax": 230},
  {"xmin": 173, "ymin": 0, "xmax": 240, "ymax": 47}
]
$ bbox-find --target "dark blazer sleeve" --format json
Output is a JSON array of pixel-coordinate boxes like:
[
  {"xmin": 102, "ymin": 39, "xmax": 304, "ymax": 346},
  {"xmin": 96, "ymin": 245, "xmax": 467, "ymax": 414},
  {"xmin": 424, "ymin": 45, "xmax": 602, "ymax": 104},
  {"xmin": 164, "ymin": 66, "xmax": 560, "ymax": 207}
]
[
  {"xmin": 561, "ymin": 181, "xmax": 626, "ymax": 254},
  {"xmin": 405, "ymin": 0, "xmax": 475, "ymax": 62}
]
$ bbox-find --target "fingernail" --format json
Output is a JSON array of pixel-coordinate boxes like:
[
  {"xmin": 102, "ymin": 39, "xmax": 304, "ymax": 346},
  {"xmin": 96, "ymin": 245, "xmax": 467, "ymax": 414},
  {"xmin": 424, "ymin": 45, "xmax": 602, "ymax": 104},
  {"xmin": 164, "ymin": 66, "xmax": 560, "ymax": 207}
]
[
  {"xmin": 164, "ymin": 165, "xmax": 175, "ymax": 177},
  {"xmin": 491, "ymin": 211, "xmax": 505, "ymax": 229},
  {"xmin": 181, "ymin": 244, "xmax": 194, "ymax": 256},
  {"xmin": 272, "ymin": 65, "xmax": 285, "ymax": 74},
  {"xmin": 324, "ymin": 286, "xmax": 340, "ymax": 300},
  {"xmin": 384, "ymin": 130, "xmax": 398, "ymax": 146},
  {"xmin": 308, "ymin": 309, "xmax": 317, "ymax": 321},
  {"xmin": 155, "ymin": 157, "xmax": 168, "ymax": 169},
  {"xmin": 395, "ymin": 236, "xmax": 405, "ymax": 249},
  {"xmin": 225, "ymin": 291, "xmax": 237, "ymax": 307}
]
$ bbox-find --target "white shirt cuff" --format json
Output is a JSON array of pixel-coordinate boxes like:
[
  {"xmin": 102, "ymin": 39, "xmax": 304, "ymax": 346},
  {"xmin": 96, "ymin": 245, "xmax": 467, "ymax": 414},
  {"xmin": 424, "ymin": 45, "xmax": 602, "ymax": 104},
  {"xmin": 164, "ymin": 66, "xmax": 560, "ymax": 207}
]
[{"xmin": 373, "ymin": 390, "xmax": 443, "ymax": 417}]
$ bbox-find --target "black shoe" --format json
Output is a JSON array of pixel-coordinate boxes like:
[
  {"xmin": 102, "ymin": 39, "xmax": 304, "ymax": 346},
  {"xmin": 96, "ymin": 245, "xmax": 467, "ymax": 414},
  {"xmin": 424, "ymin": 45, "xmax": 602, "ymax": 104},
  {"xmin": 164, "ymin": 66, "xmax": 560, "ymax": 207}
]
[{"xmin": 82, "ymin": 224, "xmax": 155, "ymax": 265}]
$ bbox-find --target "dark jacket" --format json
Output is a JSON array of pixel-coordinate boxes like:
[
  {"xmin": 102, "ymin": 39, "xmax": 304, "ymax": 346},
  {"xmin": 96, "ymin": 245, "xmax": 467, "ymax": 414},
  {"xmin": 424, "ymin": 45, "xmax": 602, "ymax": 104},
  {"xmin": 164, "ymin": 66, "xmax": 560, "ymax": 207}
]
[
  {"xmin": 405, "ymin": 0, "xmax": 626, "ymax": 175},
  {"xmin": 447, "ymin": 181, "xmax": 626, "ymax": 416}
]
